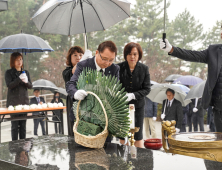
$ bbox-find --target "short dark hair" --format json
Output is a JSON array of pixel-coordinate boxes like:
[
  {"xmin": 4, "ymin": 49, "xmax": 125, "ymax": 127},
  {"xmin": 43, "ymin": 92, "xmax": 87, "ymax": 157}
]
[
  {"xmin": 10, "ymin": 52, "xmax": 23, "ymax": 68},
  {"xmin": 124, "ymin": 42, "xmax": 143, "ymax": 61},
  {"xmin": 33, "ymin": 89, "xmax": 40, "ymax": 92},
  {"xmin": 97, "ymin": 41, "xmax": 117, "ymax": 56},
  {"xmin": 166, "ymin": 88, "xmax": 175, "ymax": 95},
  {"xmin": 66, "ymin": 46, "xmax": 84, "ymax": 66}
]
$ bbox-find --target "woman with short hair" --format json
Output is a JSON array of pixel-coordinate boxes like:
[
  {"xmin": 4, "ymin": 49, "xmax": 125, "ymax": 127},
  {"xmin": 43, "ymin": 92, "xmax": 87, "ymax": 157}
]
[
  {"xmin": 118, "ymin": 42, "xmax": 151, "ymax": 148},
  {"xmin": 5, "ymin": 52, "xmax": 32, "ymax": 141},
  {"xmin": 62, "ymin": 46, "xmax": 84, "ymax": 136}
]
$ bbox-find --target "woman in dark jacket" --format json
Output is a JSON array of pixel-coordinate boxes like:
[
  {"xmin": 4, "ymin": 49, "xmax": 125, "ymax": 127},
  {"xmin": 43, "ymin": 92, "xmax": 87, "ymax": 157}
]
[
  {"xmin": 118, "ymin": 42, "xmax": 151, "ymax": 148},
  {"xmin": 51, "ymin": 92, "xmax": 64, "ymax": 134},
  {"xmin": 5, "ymin": 52, "xmax": 32, "ymax": 141},
  {"xmin": 62, "ymin": 46, "xmax": 84, "ymax": 136}
]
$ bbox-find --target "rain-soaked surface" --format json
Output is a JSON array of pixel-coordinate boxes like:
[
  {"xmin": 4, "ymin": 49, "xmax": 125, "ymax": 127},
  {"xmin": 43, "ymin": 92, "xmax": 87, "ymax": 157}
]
[{"xmin": 0, "ymin": 134, "xmax": 221, "ymax": 170}]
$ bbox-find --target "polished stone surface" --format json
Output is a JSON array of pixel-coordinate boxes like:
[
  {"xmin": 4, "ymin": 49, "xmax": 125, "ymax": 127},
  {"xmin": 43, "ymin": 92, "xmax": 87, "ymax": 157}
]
[{"xmin": 0, "ymin": 134, "xmax": 222, "ymax": 170}]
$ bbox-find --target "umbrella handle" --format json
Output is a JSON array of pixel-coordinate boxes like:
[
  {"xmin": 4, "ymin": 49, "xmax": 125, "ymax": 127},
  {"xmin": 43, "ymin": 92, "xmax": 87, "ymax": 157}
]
[
  {"xmin": 162, "ymin": 33, "xmax": 166, "ymax": 49},
  {"xmin": 163, "ymin": 99, "xmax": 167, "ymax": 115}
]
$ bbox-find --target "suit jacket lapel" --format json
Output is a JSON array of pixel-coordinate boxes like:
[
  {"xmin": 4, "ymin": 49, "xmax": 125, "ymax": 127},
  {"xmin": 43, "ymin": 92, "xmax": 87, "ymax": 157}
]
[
  {"xmin": 217, "ymin": 46, "xmax": 222, "ymax": 78},
  {"xmin": 89, "ymin": 57, "xmax": 97, "ymax": 70}
]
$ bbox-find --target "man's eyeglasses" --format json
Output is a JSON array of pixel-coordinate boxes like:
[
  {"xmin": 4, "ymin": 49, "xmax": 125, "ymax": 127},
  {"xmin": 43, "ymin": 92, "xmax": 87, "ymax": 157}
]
[{"xmin": 99, "ymin": 53, "xmax": 114, "ymax": 63}]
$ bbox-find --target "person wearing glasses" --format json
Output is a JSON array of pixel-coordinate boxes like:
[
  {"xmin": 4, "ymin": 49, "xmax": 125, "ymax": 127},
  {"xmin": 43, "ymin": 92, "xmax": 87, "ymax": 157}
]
[
  {"xmin": 118, "ymin": 42, "xmax": 151, "ymax": 148},
  {"xmin": 66, "ymin": 41, "xmax": 119, "ymax": 141}
]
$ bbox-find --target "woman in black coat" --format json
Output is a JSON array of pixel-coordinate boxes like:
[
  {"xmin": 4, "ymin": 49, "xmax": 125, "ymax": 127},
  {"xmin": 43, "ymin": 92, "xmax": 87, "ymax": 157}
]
[
  {"xmin": 118, "ymin": 42, "xmax": 151, "ymax": 148},
  {"xmin": 62, "ymin": 46, "xmax": 84, "ymax": 136},
  {"xmin": 51, "ymin": 92, "xmax": 64, "ymax": 134},
  {"xmin": 5, "ymin": 52, "xmax": 32, "ymax": 141}
]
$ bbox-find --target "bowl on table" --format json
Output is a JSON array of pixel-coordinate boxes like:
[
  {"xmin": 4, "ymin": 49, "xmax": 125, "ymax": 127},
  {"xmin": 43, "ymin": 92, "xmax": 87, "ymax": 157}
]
[{"xmin": 144, "ymin": 138, "xmax": 162, "ymax": 150}]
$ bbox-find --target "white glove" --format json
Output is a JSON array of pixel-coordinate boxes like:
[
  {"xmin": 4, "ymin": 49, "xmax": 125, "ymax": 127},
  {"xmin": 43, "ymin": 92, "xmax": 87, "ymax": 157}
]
[
  {"xmin": 74, "ymin": 90, "xmax": 88, "ymax": 100},
  {"xmin": 153, "ymin": 117, "xmax": 157, "ymax": 121},
  {"xmin": 207, "ymin": 125, "xmax": 210, "ymax": 129},
  {"xmin": 176, "ymin": 128, "xmax": 180, "ymax": 133},
  {"xmin": 19, "ymin": 73, "xmax": 27, "ymax": 79},
  {"xmin": 22, "ymin": 76, "xmax": 28, "ymax": 83},
  {"xmin": 159, "ymin": 39, "xmax": 172, "ymax": 53},
  {"xmin": 193, "ymin": 108, "xmax": 198, "ymax": 113},
  {"xmin": 161, "ymin": 114, "xmax": 165, "ymax": 120},
  {"xmin": 126, "ymin": 93, "xmax": 135, "ymax": 102}
]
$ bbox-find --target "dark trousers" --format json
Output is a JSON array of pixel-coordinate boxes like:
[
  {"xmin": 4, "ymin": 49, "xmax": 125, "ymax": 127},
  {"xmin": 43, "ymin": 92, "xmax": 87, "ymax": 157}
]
[
  {"xmin": 180, "ymin": 124, "xmax": 186, "ymax": 132},
  {"xmin": 33, "ymin": 118, "xmax": 46, "ymax": 136},
  {"xmin": 11, "ymin": 120, "xmax": 26, "ymax": 141},
  {"xmin": 187, "ymin": 115, "xmax": 192, "ymax": 132},
  {"xmin": 192, "ymin": 112, "xmax": 204, "ymax": 132},
  {"xmin": 213, "ymin": 108, "xmax": 222, "ymax": 132},
  {"xmin": 54, "ymin": 122, "xmax": 62, "ymax": 134},
  {"xmin": 66, "ymin": 96, "xmax": 74, "ymax": 136}
]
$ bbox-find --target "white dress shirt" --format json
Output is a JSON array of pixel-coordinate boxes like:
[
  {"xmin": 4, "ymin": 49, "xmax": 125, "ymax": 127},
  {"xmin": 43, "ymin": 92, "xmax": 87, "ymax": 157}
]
[
  {"xmin": 168, "ymin": 98, "xmax": 174, "ymax": 107},
  {"xmin": 94, "ymin": 57, "xmax": 105, "ymax": 72}
]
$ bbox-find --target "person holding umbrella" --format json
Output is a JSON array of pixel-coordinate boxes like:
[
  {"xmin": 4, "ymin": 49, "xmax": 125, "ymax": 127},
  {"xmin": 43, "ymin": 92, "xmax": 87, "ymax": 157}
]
[
  {"xmin": 161, "ymin": 89, "xmax": 183, "ymax": 132},
  {"xmin": 118, "ymin": 42, "xmax": 151, "ymax": 148},
  {"xmin": 62, "ymin": 46, "xmax": 84, "ymax": 136},
  {"xmin": 160, "ymin": 37, "xmax": 222, "ymax": 132},
  {"xmin": 5, "ymin": 52, "xmax": 32, "ymax": 141}
]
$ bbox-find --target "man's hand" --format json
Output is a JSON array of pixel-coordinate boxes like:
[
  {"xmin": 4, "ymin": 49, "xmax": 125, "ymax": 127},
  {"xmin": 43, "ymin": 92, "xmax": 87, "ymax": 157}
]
[
  {"xmin": 126, "ymin": 93, "xmax": 135, "ymax": 102},
  {"xmin": 161, "ymin": 114, "xmax": 165, "ymax": 120},
  {"xmin": 159, "ymin": 39, "xmax": 172, "ymax": 53},
  {"xmin": 74, "ymin": 90, "xmax": 88, "ymax": 100},
  {"xmin": 193, "ymin": 108, "xmax": 198, "ymax": 113},
  {"xmin": 153, "ymin": 117, "xmax": 157, "ymax": 121},
  {"xmin": 176, "ymin": 128, "xmax": 180, "ymax": 133}
]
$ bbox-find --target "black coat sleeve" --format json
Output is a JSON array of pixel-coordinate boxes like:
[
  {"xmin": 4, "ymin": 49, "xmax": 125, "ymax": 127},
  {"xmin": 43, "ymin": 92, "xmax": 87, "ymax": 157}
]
[
  {"xmin": 170, "ymin": 46, "xmax": 208, "ymax": 64},
  {"xmin": 62, "ymin": 67, "xmax": 73, "ymax": 84},
  {"xmin": 5, "ymin": 70, "xmax": 23, "ymax": 89},
  {"xmin": 134, "ymin": 65, "xmax": 151, "ymax": 100}
]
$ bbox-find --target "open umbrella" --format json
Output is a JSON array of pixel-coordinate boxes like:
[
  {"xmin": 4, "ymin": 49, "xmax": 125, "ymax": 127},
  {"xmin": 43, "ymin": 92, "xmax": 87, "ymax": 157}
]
[
  {"xmin": 0, "ymin": 0, "xmax": 8, "ymax": 12},
  {"xmin": 32, "ymin": 79, "xmax": 58, "ymax": 91},
  {"xmin": 54, "ymin": 87, "xmax": 68, "ymax": 99},
  {"xmin": 172, "ymin": 84, "xmax": 190, "ymax": 94},
  {"xmin": 184, "ymin": 80, "xmax": 206, "ymax": 100},
  {"xmin": 173, "ymin": 75, "xmax": 203, "ymax": 86},
  {"xmin": 0, "ymin": 32, "xmax": 53, "ymax": 53},
  {"xmin": 32, "ymin": 0, "xmax": 130, "ymax": 50},
  {"xmin": 165, "ymin": 74, "xmax": 182, "ymax": 82},
  {"xmin": 147, "ymin": 83, "xmax": 191, "ymax": 107}
]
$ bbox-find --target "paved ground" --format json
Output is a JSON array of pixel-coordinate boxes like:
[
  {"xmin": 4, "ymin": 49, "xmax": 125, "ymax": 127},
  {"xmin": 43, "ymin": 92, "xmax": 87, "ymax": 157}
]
[{"xmin": 1, "ymin": 112, "xmax": 209, "ymax": 144}]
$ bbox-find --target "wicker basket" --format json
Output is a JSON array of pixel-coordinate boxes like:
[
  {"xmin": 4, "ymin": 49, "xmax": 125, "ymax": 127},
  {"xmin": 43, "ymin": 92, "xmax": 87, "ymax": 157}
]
[{"xmin": 73, "ymin": 91, "xmax": 109, "ymax": 148}]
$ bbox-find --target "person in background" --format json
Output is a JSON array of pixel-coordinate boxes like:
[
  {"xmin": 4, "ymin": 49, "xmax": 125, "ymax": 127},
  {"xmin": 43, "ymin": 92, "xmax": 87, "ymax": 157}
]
[
  {"xmin": 118, "ymin": 42, "xmax": 151, "ymax": 148},
  {"xmin": 187, "ymin": 100, "xmax": 194, "ymax": 132},
  {"xmin": 192, "ymin": 98, "xmax": 205, "ymax": 132},
  {"xmin": 30, "ymin": 89, "xmax": 46, "ymax": 137},
  {"xmin": 181, "ymin": 104, "xmax": 189, "ymax": 132},
  {"xmin": 144, "ymin": 96, "xmax": 157, "ymax": 139},
  {"xmin": 161, "ymin": 88, "xmax": 183, "ymax": 133},
  {"xmin": 207, "ymin": 106, "xmax": 216, "ymax": 132},
  {"xmin": 62, "ymin": 46, "xmax": 84, "ymax": 136},
  {"xmin": 5, "ymin": 52, "xmax": 32, "ymax": 141},
  {"xmin": 51, "ymin": 92, "xmax": 64, "ymax": 134}
]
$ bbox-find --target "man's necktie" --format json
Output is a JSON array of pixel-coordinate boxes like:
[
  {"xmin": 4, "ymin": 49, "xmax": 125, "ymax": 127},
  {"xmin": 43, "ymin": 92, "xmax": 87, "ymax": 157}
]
[
  {"xmin": 37, "ymin": 97, "xmax": 40, "ymax": 103},
  {"xmin": 100, "ymin": 69, "xmax": 104, "ymax": 76},
  {"xmin": 168, "ymin": 101, "xmax": 170, "ymax": 107}
]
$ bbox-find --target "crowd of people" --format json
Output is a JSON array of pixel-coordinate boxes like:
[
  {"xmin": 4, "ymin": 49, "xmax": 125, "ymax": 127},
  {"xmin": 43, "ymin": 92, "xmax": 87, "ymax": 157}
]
[{"xmin": 4, "ymin": 39, "xmax": 219, "ymax": 148}]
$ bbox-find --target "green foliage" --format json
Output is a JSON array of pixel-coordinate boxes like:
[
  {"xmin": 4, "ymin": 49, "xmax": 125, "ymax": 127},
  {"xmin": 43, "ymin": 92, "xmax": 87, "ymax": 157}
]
[{"xmin": 75, "ymin": 68, "xmax": 130, "ymax": 138}]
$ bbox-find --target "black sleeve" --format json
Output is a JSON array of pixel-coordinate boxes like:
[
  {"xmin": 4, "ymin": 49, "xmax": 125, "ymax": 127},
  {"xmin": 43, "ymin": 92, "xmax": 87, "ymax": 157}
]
[
  {"xmin": 170, "ymin": 46, "xmax": 208, "ymax": 64},
  {"xmin": 62, "ymin": 67, "xmax": 73, "ymax": 84},
  {"xmin": 5, "ymin": 70, "xmax": 22, "ymax": 89},
  {"xmin": 134, "ymin": 65, "xmax": 151, "ymax": 100}
]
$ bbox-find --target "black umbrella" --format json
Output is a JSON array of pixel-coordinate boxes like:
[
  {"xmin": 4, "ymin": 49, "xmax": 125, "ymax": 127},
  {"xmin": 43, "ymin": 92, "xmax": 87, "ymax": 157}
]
[
  {"xmin": 0, "ymin": 0, "xmax": 8, "ymax": 12},
  {"xmin": 32, "ymin": 79, "xmax": 58, "ymax": 92},
  {"xmin": 165, "ymin": 74, "xmax": 182, "ymax": 82},
  {"xmin": 0, "ymin": 32, "xmax": 53, "ymax": 53},
  {"xmin": 54, "ymin": 87, "xmax": 68, "ymax": 99}
]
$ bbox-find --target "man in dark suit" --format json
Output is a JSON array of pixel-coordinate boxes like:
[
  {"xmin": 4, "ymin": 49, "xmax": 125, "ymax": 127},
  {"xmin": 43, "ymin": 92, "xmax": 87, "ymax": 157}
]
[
  {"xmin": 30, "ymin": 89, "xmax": 46, "ymax": 136},
  {"xmin": 66, "ymin": 41, "xmax": 119, "ymax": 140},
  {"xmin": 160, "ymin": 38, "xmax": 222, "ymax": 132},
  {"xmin": 192, "ymin": 98, "xmax": 205, "ymax": 132},
  {"xmin": 207, "ymin": 106, "xmax": 216, "ymax": 132},
  {"xmin": 161, "ymin": 88, "xmax": 183, "ymax": 132}
]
